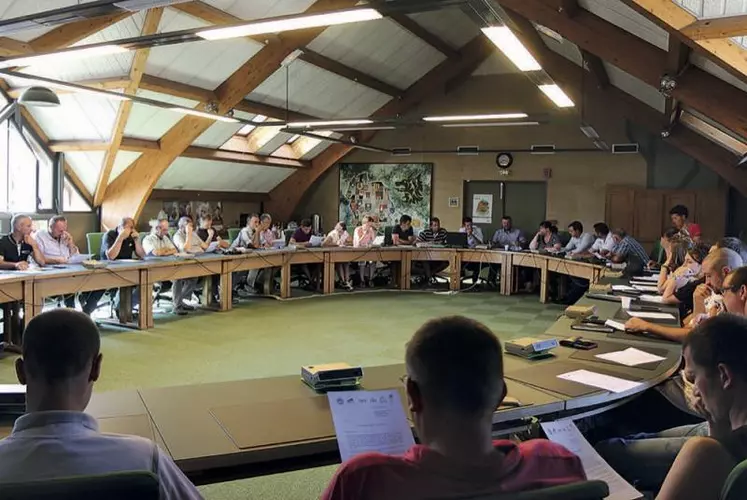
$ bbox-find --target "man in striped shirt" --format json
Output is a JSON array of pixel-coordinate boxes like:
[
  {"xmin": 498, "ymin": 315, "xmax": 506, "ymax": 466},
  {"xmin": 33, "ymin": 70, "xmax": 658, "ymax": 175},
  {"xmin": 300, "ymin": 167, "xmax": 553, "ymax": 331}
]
[
  {"xmin": 416, "ymin": 218, "xmax": 449, "ymax": 286},
  {"xmin": 610, "ymin": 229, "xmax": 652, "ymax": 272}
]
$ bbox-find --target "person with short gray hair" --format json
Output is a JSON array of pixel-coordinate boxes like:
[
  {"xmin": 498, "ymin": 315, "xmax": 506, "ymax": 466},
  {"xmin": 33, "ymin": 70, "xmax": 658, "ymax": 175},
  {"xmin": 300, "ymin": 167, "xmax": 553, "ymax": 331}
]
[
  {"xmin": 0, "ymin": 214, "xmax": 45, "ymax": 270},
  {"xmin": 34, "ymin": 215, "xmax": 79, "ymax": 265}
]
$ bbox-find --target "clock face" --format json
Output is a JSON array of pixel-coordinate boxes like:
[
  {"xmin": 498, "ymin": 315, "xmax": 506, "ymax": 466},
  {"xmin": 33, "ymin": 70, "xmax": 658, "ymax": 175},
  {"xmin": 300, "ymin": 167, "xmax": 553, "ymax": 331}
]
[{"xmin": 497, "ymin": 153, "xmax": 513, "ymax": 168}]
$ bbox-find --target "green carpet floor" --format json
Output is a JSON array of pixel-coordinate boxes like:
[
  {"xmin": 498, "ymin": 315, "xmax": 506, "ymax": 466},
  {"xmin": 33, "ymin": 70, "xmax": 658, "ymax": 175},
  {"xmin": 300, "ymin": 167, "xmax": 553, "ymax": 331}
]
[{"xmin": 0, "ymin": 291, "xmax": 563, "ymax": 499}]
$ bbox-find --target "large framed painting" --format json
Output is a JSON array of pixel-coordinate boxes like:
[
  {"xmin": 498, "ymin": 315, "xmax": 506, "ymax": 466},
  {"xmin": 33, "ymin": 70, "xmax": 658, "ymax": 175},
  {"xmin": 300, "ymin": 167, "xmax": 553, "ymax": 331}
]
[{"xmin": 338, "ymin": 163, "xmax": 433, "ymax": 230}]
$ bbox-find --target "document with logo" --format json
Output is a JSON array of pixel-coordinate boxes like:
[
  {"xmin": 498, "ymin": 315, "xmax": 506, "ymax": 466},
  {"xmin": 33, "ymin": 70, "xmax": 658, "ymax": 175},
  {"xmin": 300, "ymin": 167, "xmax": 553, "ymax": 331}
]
[
  {"xmin": 328, "ymin": 389, "xmax": 415, "ymax": 462},
  {"xmin": 541, "ymin": 420, "xmax": 641, "ymax": 500}
]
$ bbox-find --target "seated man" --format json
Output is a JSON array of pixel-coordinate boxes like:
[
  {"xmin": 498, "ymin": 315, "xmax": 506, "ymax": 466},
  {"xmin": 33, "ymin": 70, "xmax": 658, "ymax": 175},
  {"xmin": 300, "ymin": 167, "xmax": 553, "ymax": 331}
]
[
  {"xmin": 563, "ymin": 221, "xmax": 595, "ymax": 256},
  {"xmin": 0, "ymin": 214, "xmax": 44, "ymax": 349},
  {"xmin": 588, "ymin": 222, "xmax": 616, "ymax": 257},
  {"xmin": 0, "ymin": 309, "xmax": 201, "ymax": 499},
  {"xmin": 289, "ymin": 219, "xmax": 321, "ymax": 291},
  {"xmin": 670, "ymin": 204, "xmax": 702, "ymax": 243},
  {"xmin": 722, "ymin": 266, "xmax": 747, "ymax": 316},
  {"xmin": 230, "ymin": 214, "xmax": 260, "ymax": 294},
  {"xmin": 142, "ymin": 218, "xmax": 197, "ymax": 316},
  {"xmin": 322, "ymin": 316, "xmax": 585, "ymax": 500},
  {"xmin": 610, "ymin": 228, "xmax": 651, "ymax": 272},
  {"xmin": 460, "ymin": 217, "xmax": 485, "ymax": 283},
  {"xmin": 416, "ymin": 218, "xmax": 449, "ymax": 286},
  {"xmin": 392, "ymin": 215, "xmax": 415, "ymax": 246},
  {"xmin": 196, "ymin": 213, "xmax": 232, "ymax": 301},
  {"xmin": 491, "ymin": 216, "xmax": 526, "ymax": 250},
  {"xmin": 714, "ymin": 237, "xmax": 747, "ymax": 264},
  {"xmin": 657, "ymin": 314, "xmax": 747, "ymax": 500}
]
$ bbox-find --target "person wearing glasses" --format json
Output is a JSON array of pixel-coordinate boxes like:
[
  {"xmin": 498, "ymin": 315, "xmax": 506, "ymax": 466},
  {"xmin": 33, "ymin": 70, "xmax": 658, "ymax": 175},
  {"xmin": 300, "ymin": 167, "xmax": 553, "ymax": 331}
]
[
  {"xmin": 721, "ymin": 266, "xmax": 747, "ymax": 316},
  {"xmin": 322, "ymin": 316, "xmax": 585, "ymax": 499}
]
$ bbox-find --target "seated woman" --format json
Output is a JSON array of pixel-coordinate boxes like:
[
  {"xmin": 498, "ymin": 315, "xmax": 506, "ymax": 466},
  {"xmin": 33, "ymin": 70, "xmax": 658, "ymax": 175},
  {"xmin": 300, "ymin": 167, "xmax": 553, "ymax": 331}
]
[
  {"xmin": 353, "ymin": 215, "xmax": 377, "ymax": 288},
  {"xmin": 660, "ymin": 243, "xmax": 707, "ymax": 304},
  {"xmin": 323, "ymin": 222, "xmax": 352, "ymax": 291},
  {"xmin": 658, "ymin": 315, "xmax": 747, "ymax": 500},
  {"xmin": 658, "ymin": 229, "xmax": 691, "ymax": 293}
]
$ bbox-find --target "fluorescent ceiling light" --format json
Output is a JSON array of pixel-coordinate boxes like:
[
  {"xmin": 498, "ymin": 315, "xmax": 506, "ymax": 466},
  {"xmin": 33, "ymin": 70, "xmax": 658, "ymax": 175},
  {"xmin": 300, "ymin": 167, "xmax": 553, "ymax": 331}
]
[
  {"xmin": 171, "ymin": 107, "xmax": 238, "ymax": 123},
  {"xmin": 324, "ymin": 125, "xmax": 397, "ymax": 131},
  {"xmin": 0, "ymin": 44, "xmax": 130, "ymax": 69},
  {"xmin": 538, "ymin": 84, "xmax": 575, "ymax": 108},
  {"xmin": 287, "ymin": 119, "xmax": 373, "ymax": 128},
  {"xmin": 481, "ymin": 26, "xmax": 541, "ymax": 72},
  {"xmin": 423, "ymin": 113, "xmax": 528, "ymax": 122},
  {"xmin": 441, "ymin": 121, "xmax": 540, "ymax": 128},
  {"xmin": 197, "ymin": 8, "xmax": 382, "ymax": 41}
]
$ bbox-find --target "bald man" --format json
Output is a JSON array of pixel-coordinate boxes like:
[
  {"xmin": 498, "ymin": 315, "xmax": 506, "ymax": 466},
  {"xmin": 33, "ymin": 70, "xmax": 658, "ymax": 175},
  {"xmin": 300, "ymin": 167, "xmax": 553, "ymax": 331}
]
[
  {"xmin": 625, "ymin": 248, "xmax": 743, "ymax": 343},
  {"xmin": 722, "ymin": 266, "xmax": 747, "ymax": 316}
]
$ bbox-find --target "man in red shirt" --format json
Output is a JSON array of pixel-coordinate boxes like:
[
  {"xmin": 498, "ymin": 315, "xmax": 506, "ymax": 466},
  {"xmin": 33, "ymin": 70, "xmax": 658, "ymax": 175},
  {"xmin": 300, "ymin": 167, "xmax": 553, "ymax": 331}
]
[
  {"xmin": 670, "ymin": 205, "xmax": 702, "ymax": 242},
  {"xmin": 322, "ymin": 316, "xmax": 586, "ymax": 500}
]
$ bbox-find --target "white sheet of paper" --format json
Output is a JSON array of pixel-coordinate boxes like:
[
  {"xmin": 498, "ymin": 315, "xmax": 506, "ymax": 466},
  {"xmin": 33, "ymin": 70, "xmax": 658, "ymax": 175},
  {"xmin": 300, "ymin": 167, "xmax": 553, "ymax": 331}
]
[
  {"xmin": 612, "ymin": 285, "xmax": 637, "ymax": 292},
  {"xmin": 632, "ymin": 285, "xmax": 659, "ymax": 293},
  {"xmin": 557, "ymin": 369, "xmax": 641, "ymax": 393},
  {"xmin": 309, "ymin": 235, "xmax": 324, "ymax": 247},
  {"xmin": 605, "ymin": 319, "xmax": 626, "ymax": 331},
  {"xmin": 626, "ymin": 311, "xmax": 675, "ymax": 320},
  {"xmin": 638, "ymin": 294, "xmax": 664, "ymax": 303},
  {"xmin": 0, "ymin": 384, "xmax": 24, "ymax": 393},
  {"xmin": 596, "ymin": 347, "xmax": 666, "ymax": 367},
  {"xmin": 328, "ymin": 390, "xmax": 415, "ymax": 462},
  {"xmin": 541, "ymin": 420, "xmax": 641, "ymax": 500},
  {"xmin": 68, "ymin": 254, "xmax": 92, "ymax": 264},
  {"xmin": 620, "ymin": 297, "xmax": 632, "ymax": 310},
  {"xmin": 206, "ymin": 241, "xmax": 219, "ymax": 253},
  {"xmin": 632, "ymin": 275, "xmax": 659, "ymax": 282}
]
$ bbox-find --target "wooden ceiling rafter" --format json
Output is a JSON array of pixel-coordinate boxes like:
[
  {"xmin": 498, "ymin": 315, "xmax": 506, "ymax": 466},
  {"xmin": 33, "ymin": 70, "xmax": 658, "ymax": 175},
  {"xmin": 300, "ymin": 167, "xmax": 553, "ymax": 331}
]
[
  {"xmin": 264, "ymin": 35, "xmax": 494, "ymax": 221},
  {"xmin": 503, "ymin": 7, "xmax": 747, "ymax": 196},
  {"xmin": 680, "ymin": 13, "xmax": 747, "ymax": 41},
  {"xmin": 93, "ymin": 7, "xmax": 164, "ymax": 207},
  {"xmin": 663, "ymin": 36, "xmax": 691, "ymax": 130},
  {"xmin": 388, "ymin": 13, "xmax": 459, "ymax": 59},
  {"xmin": 498, "ymin": 0, "xmax": 747, "ymax": 141},
  {"xmin": 101, "ymin": 0, "xmax": 361, "ymax": 230}
]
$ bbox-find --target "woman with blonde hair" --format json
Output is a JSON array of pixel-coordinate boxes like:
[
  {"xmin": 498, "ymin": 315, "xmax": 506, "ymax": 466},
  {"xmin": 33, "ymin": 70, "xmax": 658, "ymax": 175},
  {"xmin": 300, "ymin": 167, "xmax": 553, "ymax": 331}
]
[
  {"xmin": 324, "ymin": 221, "xmax": 353, "ymax": 290},
  {"xmin": 353, "ymin": 215, "xmax": 377, "ymax": 288}
]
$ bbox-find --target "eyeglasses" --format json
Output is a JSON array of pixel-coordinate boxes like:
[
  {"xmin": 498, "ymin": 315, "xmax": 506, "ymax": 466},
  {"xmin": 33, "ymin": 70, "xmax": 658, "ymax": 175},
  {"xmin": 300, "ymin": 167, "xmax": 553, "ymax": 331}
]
[{"xmin": 719, "ymin": 285, "xmax": 742, "ymax": 295}]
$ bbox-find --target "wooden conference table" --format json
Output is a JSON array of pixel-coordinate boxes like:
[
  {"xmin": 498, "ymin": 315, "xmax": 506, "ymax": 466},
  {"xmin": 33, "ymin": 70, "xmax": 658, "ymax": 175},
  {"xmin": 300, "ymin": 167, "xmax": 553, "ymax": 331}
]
[
  {"xmin": 0, "ymin": 246, "xmax": 607, "ymax": 332},
  {"xmin": 0, "ymin": 251, "xmax": 682, "ymax": 485}
]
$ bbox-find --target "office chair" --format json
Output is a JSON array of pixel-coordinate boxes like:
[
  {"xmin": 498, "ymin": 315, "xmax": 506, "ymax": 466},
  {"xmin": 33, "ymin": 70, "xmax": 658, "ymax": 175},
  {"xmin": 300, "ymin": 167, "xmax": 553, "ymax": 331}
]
[
  {"xmin": 86, "ymin": 232, "xmax": 105, "ymax": 260},
  {"xmin": 466, "ymin": 480, "xmax": 609, "ymax": 500},
  {"xmin": 721, "ymin": 459, "xmax": 747, "ymax": 500},
  {"xmin": 557, "ymin": 231, "xmax": 572, "ymax": 247},
  {"xmin": 227, "ymin": 227, "xmax": 240, "ymax": 244},
  {"xmin": 0, "ymin": 471, "xmax": 159, "ymax": 500}
]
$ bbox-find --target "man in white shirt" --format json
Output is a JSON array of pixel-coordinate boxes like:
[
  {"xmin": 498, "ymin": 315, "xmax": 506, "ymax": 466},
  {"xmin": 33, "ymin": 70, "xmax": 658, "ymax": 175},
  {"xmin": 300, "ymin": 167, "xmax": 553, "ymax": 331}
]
[
  {"xmin": 589, "ymin": 222, "xmax": 616, "ymax": 256},
  {"xmin": 0, "ymin": 309, "xmax": 201, "ymax": 499},
  {"xmin": 172, "ymin": 216, "xmax": 208, "ymax": 254},
  {"xmin": 142, "ymin": 218, "xmax": 198, "ymax": 316},
  {"xmin": 563, "ymin": 221, "xmax": 595, "ymax": 256},
  {"xmin": 34, "ymin": 215, "xmax": 85, "ymax": 310}
]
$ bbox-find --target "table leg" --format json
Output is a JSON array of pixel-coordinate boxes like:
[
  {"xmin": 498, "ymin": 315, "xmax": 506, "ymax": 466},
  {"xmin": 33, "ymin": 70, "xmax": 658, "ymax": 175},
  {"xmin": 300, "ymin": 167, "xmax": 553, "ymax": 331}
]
[
  {"xmin": 139, "ymin": 270, "xmax": 152, "ymax": 330},
  {"xmin": 2, "ymin": 304, "xmax": 11, "ymax": 343},
  {"xmin": 400, "ymin": 253, "xmax": 411, "ymax": 290},
  {"xmin": 220, "ymin": 271, "xmax": 232, "ymax": 312},
  {"xmin": 539, "ymin": 259, "xmax": 549, "ymax": 304},
  {"xmin": 23, "ymin": 280, "xmax": 39, "ymax": 329},
  {"xmin": 280, "ymin": 262, "xmax": 291, "ymax": 299},
  {"xmin": 201, "ymin": 276, "xmax": 212, "ymax": 307},
  {"xmin": 449, "ymin": 254, "xmax": 461, "ymax": 291},
  {"xmin": 323, "ymin": 257, "xmax": 334, "ymax": 295},
  {"xmin": 501, "ymin": 255, "xmax": 513, "ymax": 296}
]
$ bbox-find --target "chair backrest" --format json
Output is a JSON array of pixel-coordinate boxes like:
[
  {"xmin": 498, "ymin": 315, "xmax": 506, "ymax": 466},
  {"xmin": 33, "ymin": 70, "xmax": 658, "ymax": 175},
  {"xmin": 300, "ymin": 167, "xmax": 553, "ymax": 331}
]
[
  {"xmin": 650, "ymin": 239, "xmax": 665, "ymax": 264},
  {"xmin": 167, "ymin": 228, "xmax": 176, "ymax": 238},
  {"xmin": 557, "ymin": 231, "xmax": 571, "ymax": 246},
  {"xmin": 227, "ymin": 228, "xmax": 240, "ymax": 243},
  {"xmin": 284, "ymin": 228, "xmax": 294, "ymax": 244},
  {"xmin": 721, "ymin": 459, "xmax": 747, "ymax": 500},
  {"xmin": 0, "ymin": 471, "xmax": 160, "ymax": 500},
  {"xmin": 467, "ymin": 480, "xmax": 609, "ymax": 500},
  {"xmin": 384, "ymin": 225, "xmax": 394, "ymax": 246},
  {"xmin": 86, "ymin": 232, "xmax": 105, "ymax": 259}
]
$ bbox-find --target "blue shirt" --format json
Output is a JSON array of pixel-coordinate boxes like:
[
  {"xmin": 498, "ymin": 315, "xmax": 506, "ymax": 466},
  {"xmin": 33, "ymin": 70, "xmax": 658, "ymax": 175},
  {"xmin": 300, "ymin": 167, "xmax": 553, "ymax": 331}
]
[
  {"xmin": 564, "ymin": 232, "xmax": 595, "ymax": 255},
  {"xmin": 0, "ymin": 411, "xmax": 201, "ymax": 499},
  {"xmin": 492, "ymin": 228, "xmax": 526, "ymax": 248}
]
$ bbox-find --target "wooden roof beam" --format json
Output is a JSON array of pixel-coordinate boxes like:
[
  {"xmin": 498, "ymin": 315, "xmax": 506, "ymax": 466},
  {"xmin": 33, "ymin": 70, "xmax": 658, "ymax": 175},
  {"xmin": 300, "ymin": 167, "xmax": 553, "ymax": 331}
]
[
  {"xmin": 389, "ymin": 13, "xmax": 459, "ymax": 59},
  {"xmin": 581, "ymin": 50, "xmax": 609, "ymax": 89},
  {"xmin": 264, "ymin": 35, "xmax": 494, "ymax": 221},
  {"xmin": 29, "ymin": 13, "xmax": 134, "ymax": 53},
  {"xmin": 101, "ymin": 0, "xmax": 360, "ymax": 229},
  {"xmin": 680, "ymin": 13, "xmax": 747, "ymax": 40},
  {"xmin": 94, "ymin": 7, "xmax": 164, "ymax": 207},
  {"xmin": 297, "ymin": 49, "xmax": 402, "ymax": 97},
  {"xmin": 663, "ymin": 36, "xmax": 691, "ymax": 130},
  {"xmin": 499, "ymin": 0, "xmax": 747, "ymax": 140}
]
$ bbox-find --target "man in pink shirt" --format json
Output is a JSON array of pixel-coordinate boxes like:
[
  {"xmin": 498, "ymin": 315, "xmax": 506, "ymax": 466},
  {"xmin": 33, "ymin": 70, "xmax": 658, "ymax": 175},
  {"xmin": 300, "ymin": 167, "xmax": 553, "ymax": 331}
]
[{"xmin": 322, "ymin": 316, "xmax": 586, "ymax": 500}]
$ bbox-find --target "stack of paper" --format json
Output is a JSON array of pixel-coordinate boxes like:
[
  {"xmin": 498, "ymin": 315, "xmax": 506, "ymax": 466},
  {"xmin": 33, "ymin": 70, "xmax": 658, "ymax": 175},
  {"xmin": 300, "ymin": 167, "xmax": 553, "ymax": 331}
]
[
  {"xmin": 632, "ymin": 275, "xmax": 659, "ymax": 282},
  {"xmin": 541, "ymin": 420, "xmax": 641, "ymax": 500},
  {"xmin": 604, "ymin": 319, "xmax": 626, "ymax": 331},
  {"xmin": 557, "ymin": 369, "xmax": 641, "ymax": 393},
  {"xmin": 632, "ymin": 284, "xmax": 659, "ymax": 293},
  {"xmin": 596, "ymin": 347, "xmax": 666, "ymax": 367},
  {"xmin": 612, "ymin": 285, "xmax": 637, "ymax": 292},
  {"xmin": 626, "ymin": 311, "xmax": 675, "ymax": 320}
]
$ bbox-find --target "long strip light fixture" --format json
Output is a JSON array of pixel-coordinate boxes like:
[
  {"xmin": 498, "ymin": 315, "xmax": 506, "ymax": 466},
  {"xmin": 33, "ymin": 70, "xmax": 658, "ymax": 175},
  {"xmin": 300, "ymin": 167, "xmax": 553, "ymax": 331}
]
[
  {"xmin": 440, "ymin": 121, "xmax": 540, "ymax": 128},
  {"xmin": 538, "ymin": 84, "xmax": 575, "ymax": 108},
  {"xmin": 197, "ymin": 7, "xmax": 383, "ymax": 41},
  {"xmin": 170, "ymin": 107, "xmax": 238, "ymax": 123},
  {"xmin": 287, "ymin": 119, "xmax": 374, "ymax": 128},
  {"xmin": 481, "ymin": 26, "xmax": 541, "ymax": 72},
  {"xmin": 423, "ymin": 113, "xmax": 528, "ymax": 122},
  {"xmin": 0, "ymin": 44, "xmax": 130, "ymax": 70}
]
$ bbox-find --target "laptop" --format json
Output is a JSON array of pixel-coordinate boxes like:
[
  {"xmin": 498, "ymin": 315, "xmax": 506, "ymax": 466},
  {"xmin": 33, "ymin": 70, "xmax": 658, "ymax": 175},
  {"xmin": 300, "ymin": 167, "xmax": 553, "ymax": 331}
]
[{"xmin": 445, "ymin": 232, "xmax": 468, "ymax": 248}]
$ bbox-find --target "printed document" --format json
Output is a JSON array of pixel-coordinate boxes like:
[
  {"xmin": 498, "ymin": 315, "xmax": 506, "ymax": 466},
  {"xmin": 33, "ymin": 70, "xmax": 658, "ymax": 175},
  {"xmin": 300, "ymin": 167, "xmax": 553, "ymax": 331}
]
[
  {"xmin": 596, "ymin": 347, "xmax": 666, "ymax": 367},
  {"xmin": 612, "ymin": 285, "xmax": 637, "ymax": 292},
  {"xmin": 632, "ymin": 285, "xmax": 659, "ymax": 293},
  {"xmin": 604, "ymin": 319, "xmax": 626, "ymax": 331},
  {"xmin": 638, "ymin": 294, "xmax": 664, "ymax": 303},
  {"xmin": 626, "ymin": 311, "xmax": 675, "ymax": 320},
  {"xmin": 206, "ymin": 241, "xmax": 219, "ymax": 253},
  {"xmin": 328, "ymin": 389, "xmax": 415, "ymax": 462},
  {"xmin": 541, "ymin": 420, "xmax": 641, "ymax": 500},
  {"xmin": 69, "ymin": 254, "xmax": 92, "ymax": 264},
  {"xmin": 557, "ymin": 369, "xmax": 641, "ymax": 393},
  {"xmin": 631, "ymin": 275, "xmax": 658, "ymax": 282}
]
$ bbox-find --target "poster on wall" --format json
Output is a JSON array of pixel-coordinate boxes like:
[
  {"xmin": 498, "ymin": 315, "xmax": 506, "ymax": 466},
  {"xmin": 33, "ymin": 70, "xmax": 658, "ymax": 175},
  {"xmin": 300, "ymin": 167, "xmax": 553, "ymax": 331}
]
[
  {"xmin": 472, "ymin": 194, "xmax": 493, "ymax": 224},
  {"xmin": 160, "ymin": 201, "xmax": 224, "ymax": 231},
  {"xmin": 338, "ymin": 163, "xmax": 432, "ymax": 231}
]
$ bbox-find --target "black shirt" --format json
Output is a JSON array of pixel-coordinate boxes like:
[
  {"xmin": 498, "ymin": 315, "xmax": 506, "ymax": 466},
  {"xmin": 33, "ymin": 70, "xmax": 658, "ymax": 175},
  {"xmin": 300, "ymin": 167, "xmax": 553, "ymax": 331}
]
[
  {"xmin": 0, "ymin": 234, "xmax": 32, "ymax": 264},
  {"xmin": 101, "ymin": 229, "xmax": 136, "ymax": 260},
  {"xmin": 196, "ymin": 228, "xmax": 217, "ymax": 244},
  {"xmin": 674, "ymin": 277, "xmax": 705, "ymax": 320},
  {"xmin": 721, "ymin": 425, "xmax": 747, "ymax": 462},
  {"xmin": 392, "ymin": 224, "xmax": 414, "ymax": 244}
]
